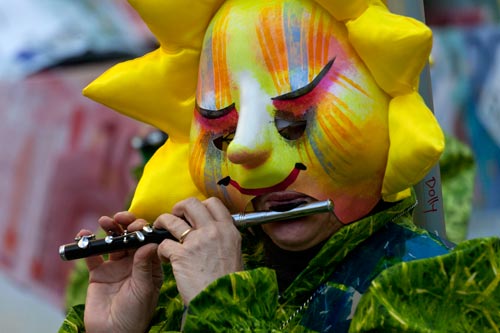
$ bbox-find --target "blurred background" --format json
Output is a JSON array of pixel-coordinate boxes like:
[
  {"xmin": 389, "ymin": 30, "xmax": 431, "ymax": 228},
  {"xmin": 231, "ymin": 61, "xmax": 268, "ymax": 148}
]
[{"xmin": 0, "ymin": 0, "xmax": 499, "ymax": 332}]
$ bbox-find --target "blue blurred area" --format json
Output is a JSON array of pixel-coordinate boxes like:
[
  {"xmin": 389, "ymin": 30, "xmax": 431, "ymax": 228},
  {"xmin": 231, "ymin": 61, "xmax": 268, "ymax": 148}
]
[{"xmin": 431, "ymin": 26, "xmax": 500, "ymax": 211}]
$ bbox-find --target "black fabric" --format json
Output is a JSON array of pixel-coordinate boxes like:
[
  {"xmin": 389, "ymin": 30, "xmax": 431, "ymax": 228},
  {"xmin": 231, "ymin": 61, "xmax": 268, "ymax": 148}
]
[{"xmin": 262, "ymin": 233, "xmax": 326, "ymax": 293}]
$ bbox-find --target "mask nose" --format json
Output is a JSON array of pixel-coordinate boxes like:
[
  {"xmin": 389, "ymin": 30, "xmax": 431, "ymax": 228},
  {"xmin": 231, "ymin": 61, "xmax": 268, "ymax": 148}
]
[
  {"xmin": 226, "ymin": 74, "xmax": 273, "ymax": 169},
  {"xmin": 226, "ymin": 110, "xmax": 272, "ymax": 168},
  {"xmin": 227, "ymin": 139, "xmax": 271, "ymax": 168}
]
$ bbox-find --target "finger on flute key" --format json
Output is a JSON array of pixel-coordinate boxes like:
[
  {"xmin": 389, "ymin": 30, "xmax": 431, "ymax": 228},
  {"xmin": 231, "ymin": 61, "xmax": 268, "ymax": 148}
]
[
  {"xmin": 127, "ymin": 218, "xmax": 150, "ymax": 232},
  {"xmin": 98, "ymin": 215, "xmax": 124, "ymax": 235}
]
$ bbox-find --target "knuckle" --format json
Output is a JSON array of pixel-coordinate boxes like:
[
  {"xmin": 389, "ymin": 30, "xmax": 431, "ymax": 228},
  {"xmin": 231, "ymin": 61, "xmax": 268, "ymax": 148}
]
[
  {"xmin": 172, "ymin": 197, "xmax": 200, "ymax": 215},
  {"xmin": 205, "ymin": 225, "xmax": 241, "ymax": 243},
  {"xmin": 155, "ymin": 213, "xmax": 172, "ymax": 226},
  {"xmin": 157, "ymin": 241, "xmax": 172, "ymax": 259},
  {"xmin": 186, "ymin": 197, "xmax": 200, "ymax": 204},
  {"xmin": 157, "ymin": 213, "xmax": 170, "ymax": 220},
  {"xmin": 205, "ymin": 228, "xmax": 219, "ymax": 242},
  {"xmin": 136, "ymin": 218, "xmax": 149, "ymax": 226},
  {"xmin": 180, "ymin": 197, "xmax": 199, "ymax": 208},
  {"xmin": 204, "ymin": 197, "xmax": 221, "ymax": 205},
  {"xmin": 114, "ymin": 210, "xmax": 135, "ymax": 220}
]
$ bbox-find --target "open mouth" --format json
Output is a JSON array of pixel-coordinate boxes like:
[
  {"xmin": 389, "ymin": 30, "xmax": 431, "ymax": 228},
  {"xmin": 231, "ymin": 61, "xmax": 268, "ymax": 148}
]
[
  {"xmin": 217, "ymin": 163, "xmax": 306, "ymax": 196},
  {"xmin": 268, "ymin": 200, "xmax": 308, "ymax": 212}
]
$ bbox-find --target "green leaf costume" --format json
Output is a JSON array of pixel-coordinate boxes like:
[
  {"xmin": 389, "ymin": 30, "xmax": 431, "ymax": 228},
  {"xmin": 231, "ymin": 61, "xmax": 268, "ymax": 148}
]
[{"xmin": 59, "ymin": 196, "xmax": 500, "ymax": 332}]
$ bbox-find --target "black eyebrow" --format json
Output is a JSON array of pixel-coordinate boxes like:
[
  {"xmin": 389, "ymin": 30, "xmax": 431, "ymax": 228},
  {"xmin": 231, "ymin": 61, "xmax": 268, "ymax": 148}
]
[
  {"xmin": 272, "ymin": 57, "xmax": 336, "ymax": 101},
  {"xmin": 196, "ymin": 102, "xmax": 236, "ymax": 119}
]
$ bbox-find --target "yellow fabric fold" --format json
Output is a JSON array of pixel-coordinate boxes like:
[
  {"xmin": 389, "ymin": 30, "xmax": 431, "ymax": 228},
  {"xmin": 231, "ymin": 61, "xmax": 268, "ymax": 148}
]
[
  {"xmin": 128, "ymin": 0, "xmax": 224, "ymax": 51},
  {"xmin": 382, "ymin": 188, "xmax": 412, "ymax": 203},
  {"xmin": 346, "ymin": 4, "xmax": 433, "ymax": 96},
  {"xmin": 129, "ymin": 140, "xmax": 206, "ymax": 221},
  {"xmin": 83, "ymin": 48, "xmax": 200, "ymax": 142},
  {"xmin": 382, "ymin": 92, "xmax": 445, "ymax": 197},
  {"xmin": 314, "ymin": 0, "xmax": 368, "ymax": 21}
]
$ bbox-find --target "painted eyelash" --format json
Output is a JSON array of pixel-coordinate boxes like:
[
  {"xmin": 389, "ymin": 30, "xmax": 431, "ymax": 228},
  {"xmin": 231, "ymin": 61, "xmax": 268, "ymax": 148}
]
[
  {"xmin": 196, "ymin": 102, "xmax": 236, "ymax": 119},
  {"xmin": 272, "ymin": 57, "xmax": 336, "ymax": 101}
]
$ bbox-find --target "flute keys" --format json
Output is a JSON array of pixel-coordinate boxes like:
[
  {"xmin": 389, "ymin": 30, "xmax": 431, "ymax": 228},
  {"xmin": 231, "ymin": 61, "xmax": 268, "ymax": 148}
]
[
  {"xmin": 135, "ymin": 231, "xmax": 145, "ymax": 242},
  {"xmin": 123, "ymin": 230, "xmax": 129, "ymax": 243},
  {"xmin": 76, "ymin": 234, "xmax": 95, "ymax": 249},
  {"xmin": 77, "ymin": 238, "xmax": 89, "ymax": 249},
  {"xmin": 101, "ymin": 230, "xmax": 146, "ymax": 245}
]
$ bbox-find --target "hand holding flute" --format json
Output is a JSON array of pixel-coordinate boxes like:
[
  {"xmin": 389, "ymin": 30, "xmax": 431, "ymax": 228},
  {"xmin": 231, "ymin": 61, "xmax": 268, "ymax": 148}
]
[
  {"xmin": 80, "ymin": 197, "xmax": 244, "ymax": 333},
  {"xmin": 73, "ymin": 196, "xmax": 337, "ymax": 333}
]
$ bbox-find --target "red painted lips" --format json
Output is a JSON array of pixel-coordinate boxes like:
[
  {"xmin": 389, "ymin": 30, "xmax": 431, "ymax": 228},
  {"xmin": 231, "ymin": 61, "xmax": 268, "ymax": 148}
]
[{"xmin": 217, "ymin": 163, "xmax": 306, "ymax": 196}]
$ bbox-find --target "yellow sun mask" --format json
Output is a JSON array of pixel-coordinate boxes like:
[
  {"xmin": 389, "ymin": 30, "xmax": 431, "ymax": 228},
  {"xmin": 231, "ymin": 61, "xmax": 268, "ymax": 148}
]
[{"xmin": 83, "ymin": 0, "xmax": 444, "ymax": 223}]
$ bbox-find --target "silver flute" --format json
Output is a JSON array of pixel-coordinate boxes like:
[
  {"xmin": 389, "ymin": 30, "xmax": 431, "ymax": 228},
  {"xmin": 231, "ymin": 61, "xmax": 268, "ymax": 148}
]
[{"xmin": 59, "ymin": 199, "xmax": 334, "ymax": 261}]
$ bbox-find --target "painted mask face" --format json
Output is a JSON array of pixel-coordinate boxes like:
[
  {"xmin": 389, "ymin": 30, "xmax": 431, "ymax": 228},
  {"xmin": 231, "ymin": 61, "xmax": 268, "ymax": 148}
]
[{"xmin": 189, "ymin": 0, "xmax": 391, "ymax": 223}]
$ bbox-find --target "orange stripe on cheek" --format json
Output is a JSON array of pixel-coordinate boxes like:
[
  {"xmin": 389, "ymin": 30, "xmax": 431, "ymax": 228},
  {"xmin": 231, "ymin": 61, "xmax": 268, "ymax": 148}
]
[
  {"xmin": 328, "ymin": 93, "xmax": 364, "ymax": 147},
  {"xmin": 337, "ymin": 73, "xmax": 370, "ymax": 98},
  {"xmin": 320, "ymin": 99, "xmax": 362, "ymax": 150},
  {"xmin": 316, "ymin": 116, "xmax": 349, "ymax": 157},
  {"xmin": 315, "ymin": 93, "xmax": 363, "ymax": 159},
  {"xmin": 310, "ymin": 117, "xmax": 352, "ymax": 182},
  {"xmin": 190, "ymin": 138, "xmax": 206, "ymax": 191},
  {"xmin": 327, "ymin": 92, "xmax": 356, "ymax": 120}
]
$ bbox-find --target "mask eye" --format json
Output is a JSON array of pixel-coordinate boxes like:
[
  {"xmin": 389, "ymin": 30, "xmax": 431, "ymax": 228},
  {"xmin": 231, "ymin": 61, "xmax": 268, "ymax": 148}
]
[
  {"xmin": 275, "ymin": 118, "xmax": 307, "ymax": 140},
  {"xmin": 213, "ymin": 131, "xmax": 235, "ymax": 151}
]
